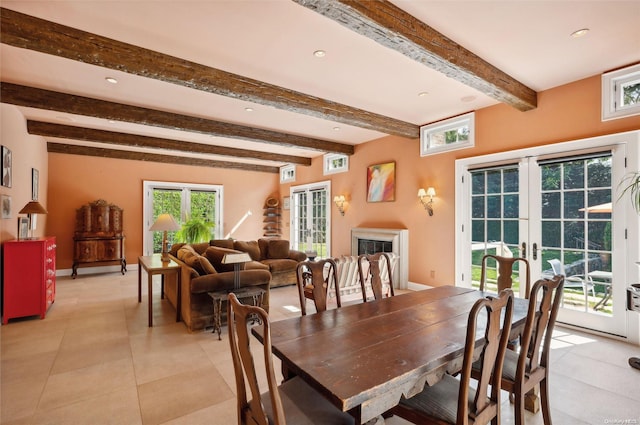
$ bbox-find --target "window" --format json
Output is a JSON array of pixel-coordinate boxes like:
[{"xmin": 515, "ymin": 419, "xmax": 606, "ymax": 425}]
[
  {"xmin": 280, "ymin": 164, "xmax": 296, "ymax": 183},
  {"xmin": 420, "ymin": 112, "xmax": 475, "ymax": 156},
  {"xmin": 323, "ymin": 153, "xmax": 349, "ymax": 175},
  {"xmin": 602, "ymin": 63, "xmax": 640, "ymax": 121}
]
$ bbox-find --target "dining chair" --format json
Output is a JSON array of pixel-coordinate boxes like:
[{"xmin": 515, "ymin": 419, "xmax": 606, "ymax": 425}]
[
  {"xmin": 548, "ymin": 258, "xmax": 594, "ymax": 304},
  {"xmin": 492, "ymin": 274, "xmax": 564, "ymax": 425},
  {"xmin": 295, "ymin": 258, "xmax": 341, "ymax": 315},
  {"xmin": 357, "ymin": 252, "xmax": 395, "ymax": 302},
  {"xmin": 227, "ymin": 293, "xmax": 355, "ymax": 425},
  {"xmin": 390, "ymin": 289, "xmax": 514, "ymax": 425},
  {"xmin": 479, "ymin": 254, "xmax": 531, "ymax": 297}
]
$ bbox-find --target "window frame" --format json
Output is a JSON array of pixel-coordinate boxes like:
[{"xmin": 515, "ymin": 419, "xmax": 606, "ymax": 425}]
[
  {"xmin": 602, "ymin": 63, "xmax": 640, "ymax": 121},
  {"xmin": 323, "ymin": 153, "xmax": 349, "ymax": 175},
  {"xmin": 420, "ymin": 112, "xmax": 475, "ymax": 156},
  {"xmin": 280, "ymin": 164, "xmax": 296, "ymax": 183}
]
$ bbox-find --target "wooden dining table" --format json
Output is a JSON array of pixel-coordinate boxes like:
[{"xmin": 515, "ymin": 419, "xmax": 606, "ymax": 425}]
[{"xmin": 252, "ymin": 285, "xmax": 529, "ymax": 424}]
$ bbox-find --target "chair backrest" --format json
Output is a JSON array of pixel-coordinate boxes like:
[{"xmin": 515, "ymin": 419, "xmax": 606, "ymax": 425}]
[
  {"xmin": 548, "ymin": 258, "xmax": 565, "ymax": 276},
  {"xmin": 357, "ymin": 252, "xmax": 395, "ymax": 302},
  {"xmin": 480, "ymin": 254, "xmax": 531, "ymax": 297},
  {"xmin": 459, "ymin": 289, "xmax": 514, "ymax": 423},
  {"xmin": 295, "ymin": 259, "xmax": 341, "ymax": 315},
  {"xmin": 517, "ymin": 275, "xmax": 564, "ymax": 379},
  {"xmin": 227, "ymin": 293, "xmax": 285, "ymax": 425}
]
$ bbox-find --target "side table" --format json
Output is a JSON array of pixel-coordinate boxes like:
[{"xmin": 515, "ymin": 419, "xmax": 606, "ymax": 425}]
[
  {"xmin": 138, "ymin": 254, "xmax": 181, "ymax": 327},
  {"xmin": 208, "ymin": 286, "xmax": 266, "ymax": 340}
]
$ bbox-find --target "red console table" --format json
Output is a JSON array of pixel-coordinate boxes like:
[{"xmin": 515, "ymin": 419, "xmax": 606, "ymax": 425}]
[{"xmin": 2, "ymin": 237, "xmax": 56, "ymax": 324}]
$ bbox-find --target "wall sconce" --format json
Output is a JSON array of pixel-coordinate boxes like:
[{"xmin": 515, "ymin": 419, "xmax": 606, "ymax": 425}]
[
  {"xmin": 418, "ymin": 187, "xmax": 436, "ymax": 216},
  {"xmin": 333, "ymin": 195, "xmax": 346, "ymax": 216}
]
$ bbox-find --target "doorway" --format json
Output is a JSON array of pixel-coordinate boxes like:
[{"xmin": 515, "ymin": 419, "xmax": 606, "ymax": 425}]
[
  {"xmin": 456, "ymin": 132, "xmax": 637, "ymax": 336},
  {"xmin": 290, "ymin": 181, "xmax": 331, "ymax": 258}
]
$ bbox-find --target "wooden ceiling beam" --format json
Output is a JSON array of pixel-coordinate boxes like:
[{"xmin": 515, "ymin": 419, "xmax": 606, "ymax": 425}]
[
  {"xmin": 47, "ymin": 143, "xmax": 280, "ymax": 173},
  {"xmin": 294, "ymin": 0, "xmax": 537, "ymax": 111},
  {"xmin": 1, "ymin": 83, "xmax": 354, "ymax": 155},
  {"xmin": 1, "ymin": 7, "xmax": 418, "ymax": 138},
  {"xmin": 27, "ymin": 121, "xmax": 312, "ymax": 166}
]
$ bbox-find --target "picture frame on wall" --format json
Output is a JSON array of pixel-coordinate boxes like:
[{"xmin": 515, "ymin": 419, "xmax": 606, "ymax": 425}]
[
  {"xmin": 283, "ymin": 196, "xmax": 290, "ymax": 210},
  {"xmin": 1, "ymin": 194, "xmax": 11, "ymax": 219},
  {"xmin": 366, "ymin": 161, "xmax": 395, "ymax": 203},
  {"xmin": 18, "ymin": 217, "xmax": 29, "ymax": 240},
  {"xmin": 32, "ymin": 168, "xmax": 39, "ymax": 201},
  {"xmin": 1, "ymin": 145, "xmax": 12, "ymax": 188}
]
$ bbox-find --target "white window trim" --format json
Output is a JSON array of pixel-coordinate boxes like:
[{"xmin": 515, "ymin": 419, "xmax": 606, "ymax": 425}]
[
  {"xmin": 420, "ymin": 112, "xmax": 475, "ymax": 156},
  {"xmin": 280, "ymin": 164, "xmax": 296, "ymax": 183},
  {"xmin": 602, "ymin": 63, "xmax": 640, "ymax": 121},
  {"xmin": 323, "ymin": 153, "xmax": 349, "ymax": 175}
]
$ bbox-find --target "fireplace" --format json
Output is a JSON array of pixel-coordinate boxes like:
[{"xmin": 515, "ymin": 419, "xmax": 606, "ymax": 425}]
[{"xmin": 351, "ymin": 227, "xmax": 409, "ymax": 289}]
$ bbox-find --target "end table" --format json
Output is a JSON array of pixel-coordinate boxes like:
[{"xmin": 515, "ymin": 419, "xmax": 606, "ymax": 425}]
[{"xmin": 138, "ymin": 254, "xmax": 181, "ymax": 327}]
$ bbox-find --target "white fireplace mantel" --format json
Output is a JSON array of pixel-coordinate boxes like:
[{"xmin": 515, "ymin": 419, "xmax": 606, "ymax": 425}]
[{"xmin": 351, "ymin": 227, "xmax": 409, "ymax": 289}]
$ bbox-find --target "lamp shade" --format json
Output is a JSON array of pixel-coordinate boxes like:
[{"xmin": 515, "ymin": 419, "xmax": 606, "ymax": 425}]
[
  {"xmin": 426, "ymin": 187, "xmax": 436, "ymax": 197},
  {"xmin": 149, "ymin": 214, "xmax": 181, "ymax": 232},
  {"xmin": 19, "ymin": 201, "xmax": 48, "ymax": 215}
]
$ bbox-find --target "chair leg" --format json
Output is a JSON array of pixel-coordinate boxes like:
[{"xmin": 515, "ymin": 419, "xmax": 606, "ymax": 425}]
[
  {"xmin": 514, "ymin": 389, "xmax": 526, "ymax": 425},
  {"xmin": 540, "ymin": 378, "xmax": 553, "ymax": 425}
]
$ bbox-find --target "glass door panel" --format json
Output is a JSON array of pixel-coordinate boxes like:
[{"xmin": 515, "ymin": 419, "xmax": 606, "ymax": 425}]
[{"xmin": 291, "ymin": 183, "xmax": 330, "ymax": 258}]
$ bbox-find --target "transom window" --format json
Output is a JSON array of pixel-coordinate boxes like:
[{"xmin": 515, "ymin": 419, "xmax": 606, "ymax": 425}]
[
  {"xmin": 323, "ymin": 153, "xmax": 349, "ymax": 175},
  {"xmin": 280, "ymin": 164, "xmax": 296, "ymax": 183},
  {"xmin": 602, "ymin": 63, "xmax": 640, "ymax": 121},
  {"xmin": 420, "ymin": 112, "xmax": 475, "ymax": 156}
]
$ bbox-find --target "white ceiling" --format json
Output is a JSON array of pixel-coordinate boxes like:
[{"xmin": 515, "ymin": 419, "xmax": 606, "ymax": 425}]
[{"xmin": 2, "ymin": 1, "xmax": 639, "ymax": 168}]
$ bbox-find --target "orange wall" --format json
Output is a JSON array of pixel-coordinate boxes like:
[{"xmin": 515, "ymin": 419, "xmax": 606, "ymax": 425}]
[
  {"xmin": 283, "ymin": 75, "xmax": 640, "ymax": 287},
  {"xmin": 3, "ymin": 75, "xmax": 640, "ymax": 281},
  {"xmin": 47, "ymin": 155, "xmax": 279, "ymax": 269}
]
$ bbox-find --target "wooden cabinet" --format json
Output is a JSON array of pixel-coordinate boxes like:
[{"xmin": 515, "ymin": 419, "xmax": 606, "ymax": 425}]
[
  {"xmin": 72, "ymin": 200, "xmax": 126, "ymax": 278},
  {"xmin": 263, "ymin": 197, "xmax": 281, "ymax": 238},
  {"xmin": 3, "ymin": 237, "xmax": 56, "ymax": 324}
]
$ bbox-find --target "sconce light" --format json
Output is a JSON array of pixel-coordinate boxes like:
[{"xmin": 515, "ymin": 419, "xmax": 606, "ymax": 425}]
[
  {"xmin": 418, "ymin": 187, "xmax": 436, "ymax": 216},
  {"xmin": 333, "ymin": 195, "xmax": 346, "ymax": 216}
]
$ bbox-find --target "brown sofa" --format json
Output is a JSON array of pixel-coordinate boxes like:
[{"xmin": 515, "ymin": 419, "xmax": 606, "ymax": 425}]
[
  {"xmin": 164, "ymin": 242, "xmax": 272, "ymax": 332},
  {"xmin": 210, "ymin": 238, "xmax": 307, "ymax": 287}
]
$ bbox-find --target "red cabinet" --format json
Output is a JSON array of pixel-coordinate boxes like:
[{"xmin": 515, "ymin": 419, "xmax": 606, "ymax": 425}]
[{"xmin": 2, "ymin": 237, "xmax": 56, "ymax": 324}]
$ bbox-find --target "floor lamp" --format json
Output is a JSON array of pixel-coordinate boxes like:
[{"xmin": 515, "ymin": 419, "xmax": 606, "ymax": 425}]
[{"xmin": 150, "ymin": 214, "xmax": 181, "ymax": 262}]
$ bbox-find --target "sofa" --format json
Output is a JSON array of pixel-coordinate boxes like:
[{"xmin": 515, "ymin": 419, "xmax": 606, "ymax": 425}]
[
  {"xmin": 210, "ymin": 238, "xmax": 307, "ymax": 287},
  {"xmin": 164, "ymin": 242, "xmax": 272, "ymax": 332}
]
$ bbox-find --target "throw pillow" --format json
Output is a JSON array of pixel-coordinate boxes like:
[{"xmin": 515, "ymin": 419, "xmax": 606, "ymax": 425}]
[
  {"xmin": 185, "ymin": 254, "xmax": 217, "ymax": 275},
  {"xmin": 169, "ymin": 243, "xmax": 186, "ymax": 257},
  {"xmin": 234, "ymin": 240, "xmax": 261, "ymax": 261},
  {"xmin": 177, "ymin": 245, "xmax": 197, "ymax": 261},
  {"xmin": 267, "ymin": 239, "xmax": 290, "ymax": 259}
]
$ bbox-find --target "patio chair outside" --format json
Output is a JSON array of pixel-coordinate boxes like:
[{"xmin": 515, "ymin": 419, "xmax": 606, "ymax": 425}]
[{"xmin": 548, "ymin": 259, "xmax": 594, "ymax": 308}]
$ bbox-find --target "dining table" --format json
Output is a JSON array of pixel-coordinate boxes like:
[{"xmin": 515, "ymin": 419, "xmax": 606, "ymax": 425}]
[{"xmin": 252, "ymin": 285, "xmax": 529, "ymax": 424}]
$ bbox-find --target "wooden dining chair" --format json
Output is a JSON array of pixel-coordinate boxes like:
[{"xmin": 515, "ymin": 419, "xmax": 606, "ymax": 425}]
[
  {"xmin": 480, "ymin": 254, "xmax": 531, "ymax": 297},
  {"xmin": 227, "ymin": 293, "xmax": 355, "ymax": 425},
  {"xmin": 357, "ymin": 252, "xmax": 394, "ymax": 302},
  {"xmin": 390, "ymin": 289, "xmax": 514, "ymax": 425},
  {"xmin": 493, "ymin": 274, "xmax": 564, "ymax": 425},
  {"xmin": 295, "ymin": 258, "xmax": 341, "ymax": 315}
]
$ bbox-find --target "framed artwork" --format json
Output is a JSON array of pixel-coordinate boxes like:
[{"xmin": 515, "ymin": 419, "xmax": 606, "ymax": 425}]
[
  {"xmin": 1, "ymin": 145, "xmax": 12, "ymax": 188},
  {"xmin": 367, "ymin": 161, "xmax": 395, "ymax": 202},
  {"xmin": 1, "ymin": 194, "xmax": 11, "ymax": 219},
  {"xmin": 32, "ymin": 168, "xmax": 39, "ymax": 200},
  {"xmin": 283, "ymin": 196, "xmax": 290, "ymax": 210},
  {"xmin": 18, "ymin": 217, "xmax": 29, "ymax": 240}
]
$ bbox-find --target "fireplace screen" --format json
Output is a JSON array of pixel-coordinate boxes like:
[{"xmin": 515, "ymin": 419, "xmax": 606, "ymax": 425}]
[{"xmin": 358, "ymin": 239, "xmax": 393, "ymax": 255}]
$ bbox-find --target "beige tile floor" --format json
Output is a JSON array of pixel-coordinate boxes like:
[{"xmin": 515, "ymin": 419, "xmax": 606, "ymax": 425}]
[{"xmin": 1, "ymin": 271, "xmax": 639, "ymax": 425}]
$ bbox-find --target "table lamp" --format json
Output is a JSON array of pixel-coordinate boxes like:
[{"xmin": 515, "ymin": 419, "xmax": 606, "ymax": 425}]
[
  {"xmin": 222, "ymin": 252, "xmax": 252, "ymax": 290},
  {"xmin": 19, "ymin": 200, "xmax": 48, "ymax": 239},
  {"xmin": 150, "ymin": 214, "xmax": 181, "ymax": 262}
]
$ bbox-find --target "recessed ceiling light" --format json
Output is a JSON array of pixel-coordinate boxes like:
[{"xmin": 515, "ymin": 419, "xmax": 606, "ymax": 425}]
[
  {"xmin": 245, "ymin": 107, "xmax": 254, "ymax": 112},
  {"xmin": 570, "ymin": 28, "xmax": 589, "ymax": 38},
  {"xmin": 418, "ymin": 91, "xmax": 429, "ymax": 97},
  {"xmin": 461, "ymin": 95, "xmax": 476, "ymax": 103},
  {"xmin": 313, "ymin": 50, "xmax": 326, "ymax": 58},
  {"xmin": 333, "ymin": 126, "xmax": 340, "ymax": 131},
  {"xmin": 105, "ymin": 77, "xmax": 118, "ymax": 84},
  {"xmin": 108, "ymin": 120, "xmax": 117, "ymax": 124}
]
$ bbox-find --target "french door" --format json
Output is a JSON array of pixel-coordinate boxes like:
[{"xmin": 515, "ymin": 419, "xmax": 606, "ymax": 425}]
[
  {"xmin": 142, "ymin": 181, "xmax": 223, "ymax": 255},
  {"xmin": 290, "ymin": 181, "xmax": 331, "ymax": 258},
  {"xmin": 456, "ymin": 134, "xmax": 634, "ymax": 336}
]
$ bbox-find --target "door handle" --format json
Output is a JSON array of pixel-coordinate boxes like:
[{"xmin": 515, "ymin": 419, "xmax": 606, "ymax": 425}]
[
  {"xmin": 521, "ymin": 242, "xmax": 526, "ymax": 259},
  {"xmin": 532, "ymin": 242, "xmax": 538, "ymax": 260}
]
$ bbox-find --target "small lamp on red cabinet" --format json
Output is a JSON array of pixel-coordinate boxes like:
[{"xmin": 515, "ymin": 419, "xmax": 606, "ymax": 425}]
[
  {"xmin": 150, "ymin": 214, "xmax": 181, "ymax": 262},
  {"xmin": 19, "ymin": 200, "xmax": 48, "ymax": 239}
]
